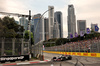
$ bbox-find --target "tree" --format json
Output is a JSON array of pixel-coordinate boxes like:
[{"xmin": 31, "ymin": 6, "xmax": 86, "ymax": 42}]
[
  {"xmin": 24, "ymin": 30, "xmax": 34, "ymax": 45},
  {"xmin": 0, "ymin": 22, "xmax": 4, "ymax": 37},
  {"xmin": 0, "ymin": 16, "xmax": 24, "ymax": 38},
  {"xmin": 55, "ymin": 38, "xmax": 68, "ymax": 46}
]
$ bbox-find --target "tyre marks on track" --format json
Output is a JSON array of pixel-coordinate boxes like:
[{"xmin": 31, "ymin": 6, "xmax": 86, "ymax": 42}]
[{"xmin": 75, "ymin": 58, "xmax": 85, "ymax": 66}]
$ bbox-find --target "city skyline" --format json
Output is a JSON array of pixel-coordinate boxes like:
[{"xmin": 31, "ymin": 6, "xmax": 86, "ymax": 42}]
[
  {"xmin": 53, "ymin": 19, "xmax": 60, "ymax": 38},
  {"xmin": 68, "ymin": 5, "xmax": 76, "ymax": 38},
  {"xmin": 77, "ymin": 20, "xmax": 86, "ymax": 35},
  {"xmin": 48, "ymin": 6, "xmax": 54, "ymax": 39},
  {"xmin": 19, "ymin": 17, "xmax": 28, "ymax": 31},
  {"xmin": 33, "ymin": 14, "xmax": 44, "ymax": 44},
  {"xmin": 0, "ymin": 0, "xmax": 100, "ymax": 38},
  {"xmin": 44, "ymin": 18, "xmax": 49, "ymax": 40},
  {"xmin": 54, "ymin": 11, "xmax": 63, "ymax": 38}
]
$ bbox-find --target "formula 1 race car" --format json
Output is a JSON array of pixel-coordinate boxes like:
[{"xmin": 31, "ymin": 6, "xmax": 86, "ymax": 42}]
[{"xmin": 52, "ymin": 55, "xmax": 72, "ymax": 61}]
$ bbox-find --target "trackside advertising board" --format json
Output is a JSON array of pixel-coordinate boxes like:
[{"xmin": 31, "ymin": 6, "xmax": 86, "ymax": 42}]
[
  {"xmin": 0, "ymin": 55, "xmax": 29, "ymax": 63},
  {"xmin": 44, "ymin": 51, "xmax": 100, "ymax": 57}
]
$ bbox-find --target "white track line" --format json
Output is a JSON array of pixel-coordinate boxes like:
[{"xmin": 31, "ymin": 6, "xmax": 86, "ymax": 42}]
[
  {"xmin": 17, "ymin": 62, "xmax": 30, "ymax": 65},
  {"xmin": 0, "ymin": 64, "xmax": 2, "ymax": 66}
]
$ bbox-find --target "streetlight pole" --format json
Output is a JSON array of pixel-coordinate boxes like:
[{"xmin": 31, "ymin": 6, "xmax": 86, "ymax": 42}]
[
  {"xmin": 28, "ymin": 10, "xmax": 31, "ymax": 53},
  {"xmin": 33, "ymin": 8, "xmax": 54, "ymax": 60},
  {"xmin": 34, "ymin": 8, "xmax": 54, "ymax": 37}
]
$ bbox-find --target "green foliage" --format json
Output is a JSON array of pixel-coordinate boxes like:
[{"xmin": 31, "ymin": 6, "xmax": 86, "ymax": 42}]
[
  {"xmin": 44, "ymin": 32, "xmax": 100, "ymax": 47},
  {"xmin": 44, "ymin": 38, "xmax": 67, "ymax": 47},
  {"xmin": 55, "ymin": 38, "xmax": 67, "ymax": 46},
  {"xmin": 24, "ymin": 30, "xmax": 34, "ymax": 45},
  {"xmin": 0, "ymin": 16, "xmax": 24, "ymax": 38},
  {"xmin": 4, "ymin": 50, "xmax": 12, "ymax": 55},
  {"xmin": 24, "ymin": 30, "xmax": 29, "ymax": 39}
]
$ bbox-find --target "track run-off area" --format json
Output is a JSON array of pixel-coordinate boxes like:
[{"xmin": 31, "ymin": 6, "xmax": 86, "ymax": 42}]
[
  {"xmin": 43, "ymin": 51, "xmax": 100, "ymax": 66},
  {"xmin": 16, "ymin": 51, "xmax": 100, "ymax": 66}
]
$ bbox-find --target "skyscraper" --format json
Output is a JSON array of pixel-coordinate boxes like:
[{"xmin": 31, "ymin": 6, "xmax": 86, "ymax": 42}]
[
  {"xmin": 44, "ymin": 18, "xmax": 49, "ymax": 40},
  {"xmin": 19, "ymin": 17, "xmax": 28, "ymax": 31},
  {"xmin": 91, "ymin": 23, "xmax": 98, "ymax": 31},
  {"xmin": 67, "ymin": 5, "xmax": 76, "ymax": 38},
  {"xmin": 33, "ymin": 14, "xmax": 44, "ymax": 44},
  {"xmin": 48, "ymin": 6, "xmax": 54, "ymax": 39},
  {"xmin": 15, "ymin": 21, "xmax": 19, "ymax": 25},
  {"xmin": 53, "ymin": 19, "xmax": 60, "ymax": 38},
  {"xmin": 77, "ymin": 20, "xmax": 86, "ymax": 35},
  {"xmin": 54, "ymin": 11, "xmax": 63, "ymax": 38}
]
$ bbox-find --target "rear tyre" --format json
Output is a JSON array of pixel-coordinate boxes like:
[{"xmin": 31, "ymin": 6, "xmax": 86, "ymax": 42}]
[{"xmin": 68, "ymin": 55, "xmax": 72, "ymax": 60}]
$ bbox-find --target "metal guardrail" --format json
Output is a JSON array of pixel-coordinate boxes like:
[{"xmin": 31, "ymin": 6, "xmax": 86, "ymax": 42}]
[{"xmin": 32, "ymin": 40, "xmax": 43, "ymax": 60}]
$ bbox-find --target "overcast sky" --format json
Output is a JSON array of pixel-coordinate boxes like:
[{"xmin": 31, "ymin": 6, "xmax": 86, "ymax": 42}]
[{"xmin": 0, "ymin": 0, "xmax": 100, "ymax": 38}]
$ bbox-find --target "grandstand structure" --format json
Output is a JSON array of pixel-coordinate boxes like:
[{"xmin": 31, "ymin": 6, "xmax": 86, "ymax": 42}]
[{"xmin": 45, "ymin": 37, "xmax": 100, "ymax": 53}]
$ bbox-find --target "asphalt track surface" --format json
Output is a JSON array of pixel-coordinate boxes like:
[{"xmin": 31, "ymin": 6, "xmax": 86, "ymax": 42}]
[{"xmin": 17, "ymin": 53, "xmax": 100, "ymax": 66}]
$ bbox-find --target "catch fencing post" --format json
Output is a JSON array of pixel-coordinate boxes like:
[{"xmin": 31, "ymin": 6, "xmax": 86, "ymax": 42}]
[
  {"xmin": 21, "ymin": 38, "xmax": 24, "ymax": 55},
  {"xmin": 1, "ymin": 38, "xmax": 4, "ymax": 56},
  {"xmin": 12, "ymin": 38, "xmax": 15, "ymax": 55}
]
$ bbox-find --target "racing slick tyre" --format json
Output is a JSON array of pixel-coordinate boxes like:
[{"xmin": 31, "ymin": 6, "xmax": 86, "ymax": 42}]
[
  {"xmin": 68, "ymin": 55, "xmax": 72, "ymax": 60},
  {"xmin": 53, "ymin": 57, "xmax": 56, "ymax": 59},
  {"xmin": 52, "ymin": 57, "xmax": 56, "ymax": 61}
]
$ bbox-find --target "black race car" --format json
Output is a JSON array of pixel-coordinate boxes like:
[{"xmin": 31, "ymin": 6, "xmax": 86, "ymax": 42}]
[{"xmin": 52, "ymin": 55, "xmax": 72, "ymax": 61}]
